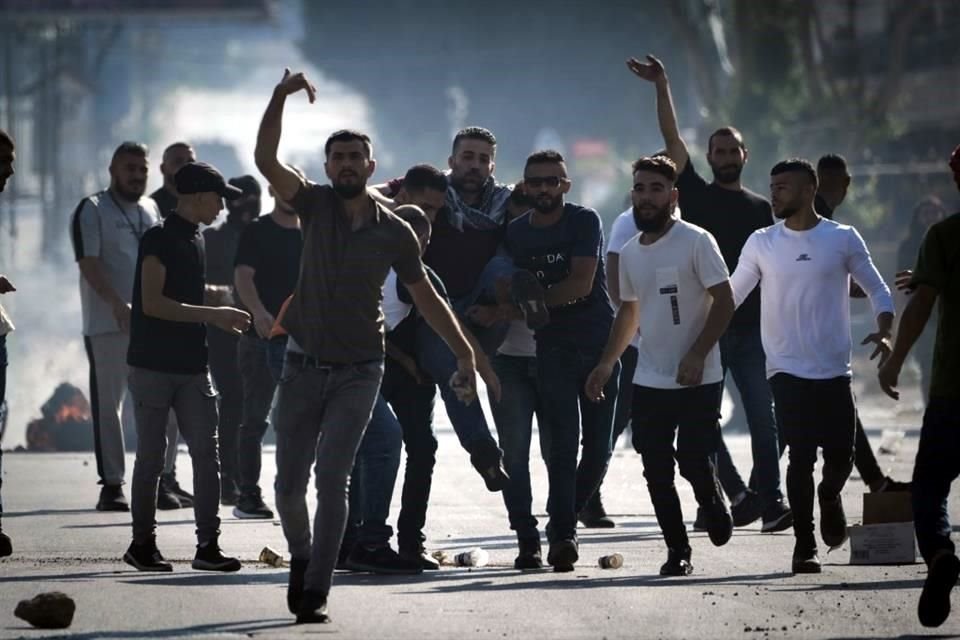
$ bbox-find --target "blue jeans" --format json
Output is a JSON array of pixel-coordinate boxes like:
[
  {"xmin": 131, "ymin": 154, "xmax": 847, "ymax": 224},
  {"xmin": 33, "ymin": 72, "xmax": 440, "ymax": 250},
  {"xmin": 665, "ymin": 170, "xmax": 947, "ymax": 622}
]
[
  {"xmin": 491, "ymin": 354, "xmax": 549, "ymax": 540},
  {"xmin": 345, "ymin": 393, "xmax": 403, "ymax": 549},
  {"xmin": 415, "ymin": 318, "xmax": 496, "ymax": 452},
  {"xmin": 266, "ymin": 336, "xmax": 288, "ymax": 384},
  {"xmin": 714, "ymin": 325, "xmax": 783, "ymax": 509},
  {"xmin": 912, "ymin": 397, "xmax": 960, "ymax": 565},
  {"xmin": 273, "ymin": 358, "xmax": 384, "ymax": 597},
  {"xmin": 536, "ymin": 342, "xmax": 618, "ymax": 543},
  {"xmin": 451, "ymin": 254, "xmax": 515, "ymax": 359}
]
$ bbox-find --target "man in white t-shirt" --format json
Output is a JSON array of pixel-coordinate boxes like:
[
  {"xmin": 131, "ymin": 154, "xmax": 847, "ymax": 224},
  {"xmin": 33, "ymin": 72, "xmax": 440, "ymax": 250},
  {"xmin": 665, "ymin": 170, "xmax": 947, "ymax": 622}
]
[
  {"xmin": 730, "ymin": 159, "xmax": 894, "ymax": 574},
  {"xmin": 70, "ymin": 141, "xmax": 160, "ymax": 511},
  {"xmin": 586, "ymin": 156, "xmax": 735, "ymax": 576}
]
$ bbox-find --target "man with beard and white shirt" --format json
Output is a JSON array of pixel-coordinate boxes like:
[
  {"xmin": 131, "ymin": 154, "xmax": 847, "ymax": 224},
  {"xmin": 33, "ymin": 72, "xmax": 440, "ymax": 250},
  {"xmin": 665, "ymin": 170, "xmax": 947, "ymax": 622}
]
[
  {"xmin": 629, "ymin": 54, "xmax": 790, "ymax": 533},
  {"xmin": 586, "ymin": 155, "xmax": 735, "ymax": 577},
  {"xmin": 71, "ymin": 141, "xmax": 160, "ymax": 511},
  {"xmin": 255, "ymin": 68, "xmax": 480, "ymax": 624},
  {"xmin": 730, "ymin": 159, "xmax": 894, "ymax": 574}
]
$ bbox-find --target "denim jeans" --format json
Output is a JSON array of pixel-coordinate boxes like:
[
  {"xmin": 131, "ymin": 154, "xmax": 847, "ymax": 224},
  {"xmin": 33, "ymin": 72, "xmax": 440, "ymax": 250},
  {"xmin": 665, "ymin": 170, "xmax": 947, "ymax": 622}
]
[
  {"xmin": 912, "ymin": 397, "xmax": 960, "ymax": 566},
  {"xmin": 344, "ymin": 393, "xmax": 403, "ymax": 549},
  {"xmin": 536, "ymin": 342, "xmax": 618, "ymax": 543},
  {"xmin": 591, "ymin": 345, "xmax": 638, "ymax": 500},
  {"xmin": 266, "ymin": 336, "xmax": 288, "ymax": 384},
  {"xmin": 714, "ymin": 325, "xmax": 783, "ymax": 509},
  {"xmin": 379, "ymin": 357, "xmax": 438, "ymax": 551},
  {"xmin": 632, "ymin": 383, "xmax": 725, "ymax": 552},
  {"xmin": 415, "ymin": 318, "xmax": 497, "ymax": 453},
  {"xmin": 451, "ymin": 254, "xmax": 515, "ymax": 359},
  {"xmin": 128, "ymin": 367, "xmax": 221, "ymax": 544},
  {"xmin": 490, "ymin": 354, "xmax": 549, "ymax": 540},
  {"xmin": 273, "ymin": 357, "xmax": 383, "ymax": 597},
  {"xmin": 769, "ymin": 373, "xmax": 855, "ymax": 553},
  {"xmin": 236, "ymin": 334, "xmax": 277, "ymax": 496}
]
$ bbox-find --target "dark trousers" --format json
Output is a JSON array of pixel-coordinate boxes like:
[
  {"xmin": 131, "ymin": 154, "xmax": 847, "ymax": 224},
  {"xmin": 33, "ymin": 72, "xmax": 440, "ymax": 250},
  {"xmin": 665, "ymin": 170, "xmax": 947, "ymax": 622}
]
[
  {"xmin": 491, "ymin": 354, "xmax": 548, "ymax": 540},
  {"xmin": 208, "ymin": 327, "xmax": 242, "ymax": 494},
  {"xmin": 0, "ymin": 334, "xmax": 6, "ymax": 518},
  {"xmin": 633, "ymin": 383, "xmax": 725, "ymax": 552},
  {"xmin": 769, "ymin": 373, "xmax": 855, "ymax": 553},
  {"xmin": 590, "ymin": 345, "xmax": 638, "ymax": 501},
  {"xmin": 537, "ymin": 343, "xmax": 618, "ymax": 543},
  {"xmin": 236, "ymin": 334, "xmax": 277, "ymax": 496},
  {"xmin": 912, "ymin": 397, "xmax": 960, "ymax": 565},
  {"xmin": 380, "ymin": 358, "xmax": 437, "ymax": 551}
]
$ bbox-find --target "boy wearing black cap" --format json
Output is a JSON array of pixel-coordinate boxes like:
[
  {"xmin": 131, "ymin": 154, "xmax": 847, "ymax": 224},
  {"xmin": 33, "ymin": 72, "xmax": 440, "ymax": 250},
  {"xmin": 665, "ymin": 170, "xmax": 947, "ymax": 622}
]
[{"xmin": 123, "ymin": 162, "xmax": 252, "ymax": 572}]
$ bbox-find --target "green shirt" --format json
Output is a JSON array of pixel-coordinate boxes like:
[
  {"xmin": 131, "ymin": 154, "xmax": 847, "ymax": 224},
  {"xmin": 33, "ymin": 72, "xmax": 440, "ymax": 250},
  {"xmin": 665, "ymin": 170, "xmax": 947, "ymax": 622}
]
[{"xmin": 912, "ymin": 212, "xmax": 960, "ymax": 399}]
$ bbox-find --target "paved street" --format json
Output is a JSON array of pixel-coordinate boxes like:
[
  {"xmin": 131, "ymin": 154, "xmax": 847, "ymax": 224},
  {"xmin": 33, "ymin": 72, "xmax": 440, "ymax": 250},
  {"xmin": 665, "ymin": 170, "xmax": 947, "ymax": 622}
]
[{"xmin": 0, "ymin": 400, "xmax": 947, "ymax": 639}]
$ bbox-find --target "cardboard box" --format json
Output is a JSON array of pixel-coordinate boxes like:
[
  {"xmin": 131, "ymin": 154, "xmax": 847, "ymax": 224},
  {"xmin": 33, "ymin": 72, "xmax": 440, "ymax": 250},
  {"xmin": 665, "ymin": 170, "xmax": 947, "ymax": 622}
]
[{"xmin": 849, "ymin": 492, "xmax": 917, "ymax": 565}]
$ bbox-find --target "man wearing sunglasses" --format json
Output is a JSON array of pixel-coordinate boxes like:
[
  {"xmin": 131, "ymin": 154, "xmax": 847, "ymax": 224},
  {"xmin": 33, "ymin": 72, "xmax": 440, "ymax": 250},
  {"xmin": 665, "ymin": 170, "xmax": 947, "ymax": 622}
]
[{"xmin": 504, "ymin": 150, "xmax": 618, "ymax": 572}]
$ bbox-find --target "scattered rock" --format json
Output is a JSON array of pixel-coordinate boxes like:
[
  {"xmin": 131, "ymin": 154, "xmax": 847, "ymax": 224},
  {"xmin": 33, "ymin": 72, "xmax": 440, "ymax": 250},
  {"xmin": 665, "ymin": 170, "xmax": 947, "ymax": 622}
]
[{"xmin": 14, "ymin": 592, "xmax": 75, "ymax": 629}]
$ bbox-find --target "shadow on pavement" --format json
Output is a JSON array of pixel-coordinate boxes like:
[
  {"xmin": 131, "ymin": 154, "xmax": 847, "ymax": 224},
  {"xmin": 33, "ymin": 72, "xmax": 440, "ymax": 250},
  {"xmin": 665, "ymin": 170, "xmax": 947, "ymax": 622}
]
[{"xmin": 4, "ymin": 618, "xmax": 293, "ymax": 638}]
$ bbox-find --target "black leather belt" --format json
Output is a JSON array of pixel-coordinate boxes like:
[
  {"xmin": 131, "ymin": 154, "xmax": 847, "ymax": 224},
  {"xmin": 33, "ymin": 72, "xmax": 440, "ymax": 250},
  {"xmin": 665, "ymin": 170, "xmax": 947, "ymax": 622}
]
[{"xmin": 285, "ymin": 352, "xmax": 349, "ymax": 370}]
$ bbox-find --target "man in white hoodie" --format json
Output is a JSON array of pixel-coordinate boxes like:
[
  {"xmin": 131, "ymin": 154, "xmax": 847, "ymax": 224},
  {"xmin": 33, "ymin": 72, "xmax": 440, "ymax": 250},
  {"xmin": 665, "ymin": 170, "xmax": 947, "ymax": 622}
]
[{"xmin": 729, "ymin": 159, "xmax": 894, "ymax": 574}]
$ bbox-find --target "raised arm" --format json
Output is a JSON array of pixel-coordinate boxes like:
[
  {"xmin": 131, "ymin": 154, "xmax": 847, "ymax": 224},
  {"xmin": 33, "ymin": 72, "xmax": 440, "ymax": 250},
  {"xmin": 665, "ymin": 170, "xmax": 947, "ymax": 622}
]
[
  {"xmin": 254, "ymin": 68, "xmax": 315, "ymax": 203},
  {"xmin": 626, "ymin": 55, "xmax": 690, "ymax": 172}
]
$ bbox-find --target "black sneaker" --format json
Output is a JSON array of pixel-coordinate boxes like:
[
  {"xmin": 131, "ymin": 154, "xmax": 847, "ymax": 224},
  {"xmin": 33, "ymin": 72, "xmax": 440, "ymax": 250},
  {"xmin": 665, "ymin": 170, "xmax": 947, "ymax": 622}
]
[
  {"xmin": 192, "ymin": 538, "xmax": 242, "ymax": 572},
  {"xmin": 156, "ymin": 483, "xmax": 182, "ymax": 511},
  {"xmin": 818, "ymin": 487, "xmax": 848, "ymax": 548},
  {"xmin": 162, "ymin": 473, "xmax": 194, "ymax": 507},
  {"xmin": 919, "ymin": 551, "xmax": 960, "ymax": 627},
  {"xmin": 287, "ymin": 557, "xmax": 308, "ymax": 614},
  {"xmin": 792, "ymin": 547, "xmax": 822, "ymax": 574},
  {"xmin": 233, "ymin": 491, "xmax": 274, "ymax": 519},
  {"xmin": 511, "ymin": 270, "xmax": 550, "ymax": 331},
  {"xmin": 346, "ymin": 545, "xmax": 423, "ymax": 575},
  {"xmin": 123, "ymin": 539, "xmax": 173, "ymax": 572},
  {"xmin": 514, "ymin": 537, "xmax": 543, "ymax": 570},
  {"xmin": 703, "ymin": 499, "xmax": 734, "ymax": 547},
  {"xmin": 761, "ymin": 501, "xmax": 794, "ymax": 533},
  {"xmin": 296, "ymin": 589, "xmax": 330, "ymax": 624},
  {"xmin": 399, "ymin": 544, "xmax": 440, "ymax": 571},
  {"xmin": 0, "ymin": 531, "xmax": 10, "ymax": 558},
  {"xmin": 469, "ymin": 440, "xmax": 510, "ymax": 492},
  {"xmin": 692, "ymin": 507, "xmax": 708, "ymax": 532},
  {"xmin": 660, "ymin": 547, "xmax": 693, "ymax": 576},
  {"xmin": 547, "ymin": 538, "xmax": 578, "ymax": 573},
  {"xmin": 96, "ymin": 484, "xmax": 129, "ymax": 512},
  {"xmin": 731, "ymin": 490, "xmax": 763, "ymax": 527},
  {"xmin": 578, "ymin": 493, "xmax": 615, "ymax": 529}
]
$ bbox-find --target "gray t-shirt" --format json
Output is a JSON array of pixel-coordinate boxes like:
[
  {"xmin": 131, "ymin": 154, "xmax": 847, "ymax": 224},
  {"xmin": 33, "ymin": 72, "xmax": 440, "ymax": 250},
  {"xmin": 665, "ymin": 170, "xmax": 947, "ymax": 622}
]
[{"xmin": 71, "ymin": 190, "xmax": 159, "ymax": 336}]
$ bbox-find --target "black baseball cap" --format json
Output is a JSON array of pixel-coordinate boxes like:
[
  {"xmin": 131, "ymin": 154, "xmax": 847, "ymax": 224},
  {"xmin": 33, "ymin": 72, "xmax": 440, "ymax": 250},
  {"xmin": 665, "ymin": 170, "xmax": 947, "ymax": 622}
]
[{"xmin": 175, "ymin": 162, "xmax": 243, "ymax": 198}]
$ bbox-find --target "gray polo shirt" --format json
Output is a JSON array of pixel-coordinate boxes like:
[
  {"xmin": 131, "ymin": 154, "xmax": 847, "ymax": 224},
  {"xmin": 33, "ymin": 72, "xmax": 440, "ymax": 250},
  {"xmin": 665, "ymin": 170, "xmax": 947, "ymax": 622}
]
[{"xmin": 70, "ymin": 189, "xmax": 159, "ymax": 336}]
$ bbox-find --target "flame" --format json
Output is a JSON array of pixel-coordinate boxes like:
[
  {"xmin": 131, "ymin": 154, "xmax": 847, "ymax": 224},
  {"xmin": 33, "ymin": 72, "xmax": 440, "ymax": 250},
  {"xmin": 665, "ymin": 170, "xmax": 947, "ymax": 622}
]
[{"xmin": 54, "ymin": 394, "xmax": 91, "ymax": 424}]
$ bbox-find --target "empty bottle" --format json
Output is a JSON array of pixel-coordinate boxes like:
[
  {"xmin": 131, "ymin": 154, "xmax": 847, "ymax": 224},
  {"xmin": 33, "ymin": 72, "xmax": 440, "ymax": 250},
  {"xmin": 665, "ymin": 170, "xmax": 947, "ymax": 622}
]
[
  {"xmin": 454, "ymin": 547, "xmax": 489, "ymax": 567},
  {"xmin": 598, "ymin": 553, "xmax": 623, "ymax": 569}
]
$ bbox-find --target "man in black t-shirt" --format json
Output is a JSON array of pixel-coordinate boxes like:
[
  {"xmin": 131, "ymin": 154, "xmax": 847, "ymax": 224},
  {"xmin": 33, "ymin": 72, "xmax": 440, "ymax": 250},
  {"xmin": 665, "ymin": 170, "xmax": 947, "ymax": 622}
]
[
  {"xmin": 629, "ymin": 53, "xmax": 791, "ymax": 534},
  {"xmin": 124, "ymin": 162, "xmax": 251, "ymax": 574},
  {"xmin": 232, "ymin": 169, "xmax": 304, "ymax": 520},
  {"xmin": 505, "ymin": 150, "xmax": 618, "ymax": 573},
  {"xmin": 814, "ymin": 153, "xmax": 911, "ymax": 495},
  {"xmin": 204, "ymin": 174, "xmax": 261, "ymax": 506}
]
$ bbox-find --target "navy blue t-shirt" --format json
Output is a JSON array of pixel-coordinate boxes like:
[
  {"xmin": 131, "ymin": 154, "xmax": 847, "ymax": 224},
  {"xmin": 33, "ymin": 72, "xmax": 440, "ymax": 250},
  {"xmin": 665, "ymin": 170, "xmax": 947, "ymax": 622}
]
[{"xmin": 506, "ymin": 203, "xmax": 613, "ymax": 348}]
